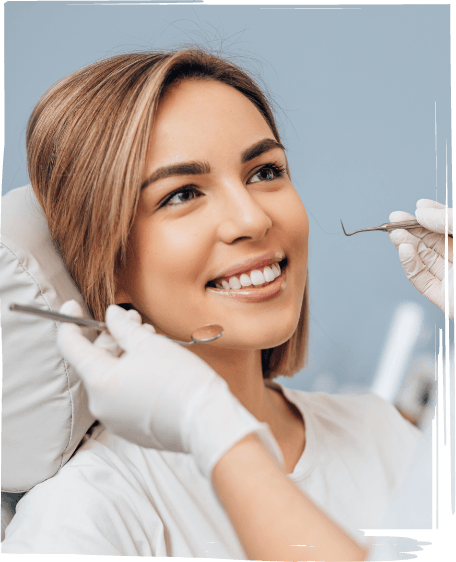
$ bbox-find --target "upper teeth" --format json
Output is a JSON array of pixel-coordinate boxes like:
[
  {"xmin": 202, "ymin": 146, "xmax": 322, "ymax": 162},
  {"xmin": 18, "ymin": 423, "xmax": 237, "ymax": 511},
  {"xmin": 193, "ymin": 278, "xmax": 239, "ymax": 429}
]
[{"xmin": 215, "ymin": 262, "xmax": 282, "ymax": 290}]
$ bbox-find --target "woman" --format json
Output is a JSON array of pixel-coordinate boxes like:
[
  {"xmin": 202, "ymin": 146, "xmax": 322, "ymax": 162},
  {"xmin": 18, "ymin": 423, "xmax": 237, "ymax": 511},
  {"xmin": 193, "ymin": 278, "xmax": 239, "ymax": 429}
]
[{"xmin": 3, "ymin": 49, "xmax": 425, "ymax": 560}]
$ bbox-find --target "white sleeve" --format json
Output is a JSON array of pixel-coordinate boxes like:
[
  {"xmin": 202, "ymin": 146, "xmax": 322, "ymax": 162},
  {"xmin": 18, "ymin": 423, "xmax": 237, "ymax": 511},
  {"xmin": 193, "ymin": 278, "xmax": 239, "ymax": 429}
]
[{"xmin": 2, "ymin": 447, "xmax": 166, "ymax": 556}]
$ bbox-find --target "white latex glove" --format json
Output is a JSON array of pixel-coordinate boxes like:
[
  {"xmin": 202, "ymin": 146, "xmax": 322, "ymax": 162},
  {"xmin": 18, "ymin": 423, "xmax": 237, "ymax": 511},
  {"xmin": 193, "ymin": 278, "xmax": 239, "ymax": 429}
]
[
  {"xmin": 388, "ymin": 199, "xmax": 454, "ymax": 320},
  {"xmin": 57, "ymin": 300, "xmax": 284, "ymax": 479}
]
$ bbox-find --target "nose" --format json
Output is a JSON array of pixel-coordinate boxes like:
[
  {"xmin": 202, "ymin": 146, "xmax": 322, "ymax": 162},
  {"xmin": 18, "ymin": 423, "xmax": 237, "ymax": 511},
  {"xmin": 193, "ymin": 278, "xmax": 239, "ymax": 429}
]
[{"xmin": 216, "ymin": 181, "xmax": 273, "ymax": 244}]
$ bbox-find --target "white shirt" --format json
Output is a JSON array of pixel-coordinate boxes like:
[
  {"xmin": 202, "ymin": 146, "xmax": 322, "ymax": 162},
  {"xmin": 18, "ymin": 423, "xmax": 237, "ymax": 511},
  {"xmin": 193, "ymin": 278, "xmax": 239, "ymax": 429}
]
[{"xmin": 2, "ymin": 384, "xmax": 421, "ymax": 557}]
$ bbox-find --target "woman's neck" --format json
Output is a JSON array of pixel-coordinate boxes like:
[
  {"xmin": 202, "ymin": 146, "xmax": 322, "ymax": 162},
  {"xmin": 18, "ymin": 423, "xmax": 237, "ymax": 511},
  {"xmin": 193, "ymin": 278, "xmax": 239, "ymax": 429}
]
[
  {"xmin": 190, "ymin": 344, "xmax": 306, "ymax": 474},
  {"xmin": 189, "ymin": 345, "xmax": 271, "ymax": 422},
  {"xmin": 143, "ymin": 311, "xmax": 295, "ymax": 433}
]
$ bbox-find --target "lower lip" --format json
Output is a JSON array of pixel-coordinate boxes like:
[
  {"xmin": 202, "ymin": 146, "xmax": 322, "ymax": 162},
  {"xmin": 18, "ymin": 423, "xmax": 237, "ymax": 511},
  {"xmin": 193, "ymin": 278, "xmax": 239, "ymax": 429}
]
[{"xmin": 206, "ymin": 268, "xmax": 287, "ymax": 303}]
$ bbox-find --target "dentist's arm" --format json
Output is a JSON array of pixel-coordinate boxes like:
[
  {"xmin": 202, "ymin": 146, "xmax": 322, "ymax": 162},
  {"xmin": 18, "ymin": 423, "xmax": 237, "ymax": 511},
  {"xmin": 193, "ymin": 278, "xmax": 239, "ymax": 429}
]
[
  {"xmin": 58, "ymin": 300, "xmax": 369, "ymax": 562},
  {"xmin": 212, "ymin": 433, "xmax": 368, "ymax": 561}
]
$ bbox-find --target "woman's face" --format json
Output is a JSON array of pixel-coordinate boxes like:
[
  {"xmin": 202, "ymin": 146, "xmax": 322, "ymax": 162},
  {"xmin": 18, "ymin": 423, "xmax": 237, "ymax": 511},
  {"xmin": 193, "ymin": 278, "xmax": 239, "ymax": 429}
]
[{"xmin": 116, "ymin": 79, "xmax": 309, "ymax": 350}]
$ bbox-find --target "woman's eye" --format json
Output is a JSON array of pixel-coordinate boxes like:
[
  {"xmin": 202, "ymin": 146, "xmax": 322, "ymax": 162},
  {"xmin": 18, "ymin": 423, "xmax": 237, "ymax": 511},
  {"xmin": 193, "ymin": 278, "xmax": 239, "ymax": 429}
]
[
  {"xmin": 161, "ymin": 187, "xmax": 202, "ymax": 208},
  {"xmin": 249, "ymin": 163, "xmax": 287, "ymax": 184}
]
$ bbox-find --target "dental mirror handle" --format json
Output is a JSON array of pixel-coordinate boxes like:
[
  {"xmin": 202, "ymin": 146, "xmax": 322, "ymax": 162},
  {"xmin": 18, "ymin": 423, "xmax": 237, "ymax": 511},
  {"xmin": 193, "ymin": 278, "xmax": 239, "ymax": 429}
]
[
  {"xmin": 9, "ymin": 303, "xmax": 107, "ymax": 330},
  {"xmin": 9, "ymin": 303, "xmax": 224, "ymax": 345}
]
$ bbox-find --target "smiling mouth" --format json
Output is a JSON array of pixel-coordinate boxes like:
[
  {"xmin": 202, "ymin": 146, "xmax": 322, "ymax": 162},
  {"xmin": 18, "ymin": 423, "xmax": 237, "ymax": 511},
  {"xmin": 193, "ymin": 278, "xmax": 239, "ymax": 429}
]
[{"xmin": 206, "ymin": 258, "xmax": 288, "ymax": 290}]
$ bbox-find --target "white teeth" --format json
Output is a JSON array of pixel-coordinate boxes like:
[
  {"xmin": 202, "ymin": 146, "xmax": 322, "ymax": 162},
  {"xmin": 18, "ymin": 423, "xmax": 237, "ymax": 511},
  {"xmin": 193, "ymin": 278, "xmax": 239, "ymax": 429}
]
[
  {"xmin": 229, "ymin": 276, "xmax": 242, "ymax": 290},
  {"xmin": 210, "ymin": 260, "xmax": 284, "ymax": 290},
  {"xmin": 250, "ymin": 269, "xmax": 265, "ymax": 285},
  {"xmin": 240, "ymin": 273, "xmax": 252, "ymax": 287},
  {"xmin": 263, "ymin": 266, "xmax": 275, "ymax": 283}
]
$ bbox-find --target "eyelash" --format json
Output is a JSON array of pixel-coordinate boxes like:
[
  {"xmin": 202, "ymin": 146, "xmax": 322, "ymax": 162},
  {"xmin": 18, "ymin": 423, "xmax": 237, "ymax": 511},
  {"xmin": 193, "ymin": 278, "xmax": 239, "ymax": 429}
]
[{"xmin": 159, "ymin": 162, "xmax": 287, "ymax": 209}]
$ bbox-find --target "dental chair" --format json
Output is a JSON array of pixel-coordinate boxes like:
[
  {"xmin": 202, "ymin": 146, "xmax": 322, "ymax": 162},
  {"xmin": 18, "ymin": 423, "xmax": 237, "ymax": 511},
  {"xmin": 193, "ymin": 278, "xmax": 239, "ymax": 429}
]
[{"xmin": 1, "ymin": 185, "xmax": 97, "ymax": 541}]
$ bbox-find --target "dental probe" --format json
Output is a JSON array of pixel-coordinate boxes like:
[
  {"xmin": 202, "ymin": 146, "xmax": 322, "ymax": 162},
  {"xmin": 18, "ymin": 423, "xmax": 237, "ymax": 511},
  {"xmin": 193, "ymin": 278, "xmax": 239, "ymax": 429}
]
[
  {"xmin": 340, "ymin": 218, "xmax": 454, "ymax": 237},
  {"xmin": 9, "ymin": 303, "xmax": 224, "ymax": 346}
]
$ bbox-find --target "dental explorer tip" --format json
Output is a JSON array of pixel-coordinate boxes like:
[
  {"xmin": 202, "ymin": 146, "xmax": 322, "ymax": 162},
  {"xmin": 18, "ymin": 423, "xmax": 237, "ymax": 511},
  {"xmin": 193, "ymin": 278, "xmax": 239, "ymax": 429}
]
[{"xmin": 340, "ymin": 219, "xmax": 349, "ymax": 236}]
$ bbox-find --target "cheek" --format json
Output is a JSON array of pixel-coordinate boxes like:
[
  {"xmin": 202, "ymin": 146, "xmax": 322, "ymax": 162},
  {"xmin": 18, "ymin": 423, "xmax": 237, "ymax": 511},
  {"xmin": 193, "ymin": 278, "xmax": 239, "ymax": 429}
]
[
  {"xmin": 292, "ymin": 202, "xmax": 309, "ymax": 259},
  {"xmin": 270, "ymin": 188, "xmax": 309, "ymax": 258},
  {"xmin": 122, "ymin": 227, "xmax": 198, "ymax": 333},
  {"xmin": 127, "ymin": 218, "xmax": 210, "ymax": 300}
]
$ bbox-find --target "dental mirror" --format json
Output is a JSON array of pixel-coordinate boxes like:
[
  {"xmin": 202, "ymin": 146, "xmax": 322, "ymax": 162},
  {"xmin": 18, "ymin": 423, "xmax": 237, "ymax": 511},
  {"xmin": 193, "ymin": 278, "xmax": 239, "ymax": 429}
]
[
  {"xmin": 9, "ymin": 303, "xmax": 224, "ymax": 346},
  {"xmin": 172, "ymin": 324, "xmax": 224, "ymax": 346}
]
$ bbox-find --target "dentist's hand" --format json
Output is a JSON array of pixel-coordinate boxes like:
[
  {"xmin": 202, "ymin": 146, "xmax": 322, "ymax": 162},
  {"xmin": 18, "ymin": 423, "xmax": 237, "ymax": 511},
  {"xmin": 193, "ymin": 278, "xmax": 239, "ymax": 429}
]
[
  {"xmin": 57, "ymin": 300, "xmax": 283, "ymax": 479},
  {"xmin": 388, "ymin": 199, "xmax": 453, "ymax": 320}
]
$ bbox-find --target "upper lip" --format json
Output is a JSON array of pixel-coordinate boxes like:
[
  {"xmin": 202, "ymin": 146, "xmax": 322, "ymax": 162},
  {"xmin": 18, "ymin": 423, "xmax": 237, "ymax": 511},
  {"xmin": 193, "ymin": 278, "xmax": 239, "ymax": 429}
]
[{"xmin": 208, "ymin": 251, "xmax": 285, "ymax": 283}]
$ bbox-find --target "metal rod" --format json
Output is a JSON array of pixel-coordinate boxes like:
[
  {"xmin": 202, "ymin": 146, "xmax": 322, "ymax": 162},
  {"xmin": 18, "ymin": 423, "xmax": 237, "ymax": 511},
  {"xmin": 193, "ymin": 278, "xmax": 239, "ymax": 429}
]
[
  {"xmin": 339, "ymin": 218, "xmax": 451, "ymax": 237},
  {"xmin": 9, "ymin": 303, "xmax": 224, "ymax": 345},
  {"xmin": 9, "ymin": 303, "xmax": 106, "ymax": 330}
]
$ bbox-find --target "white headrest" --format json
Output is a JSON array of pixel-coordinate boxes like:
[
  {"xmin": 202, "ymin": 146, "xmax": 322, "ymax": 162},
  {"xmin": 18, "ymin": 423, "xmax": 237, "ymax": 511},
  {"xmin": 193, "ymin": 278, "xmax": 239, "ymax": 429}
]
[{"xmin": 1, "ymin": 185, "xmax": 96, "ymax": 492}]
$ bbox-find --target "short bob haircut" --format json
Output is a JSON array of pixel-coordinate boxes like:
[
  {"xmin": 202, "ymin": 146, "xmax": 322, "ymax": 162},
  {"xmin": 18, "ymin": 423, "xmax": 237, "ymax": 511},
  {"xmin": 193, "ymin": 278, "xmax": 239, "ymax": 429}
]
[{"xmin": 26, "ymin": 49, "xmax": 309, "ymax": 379}]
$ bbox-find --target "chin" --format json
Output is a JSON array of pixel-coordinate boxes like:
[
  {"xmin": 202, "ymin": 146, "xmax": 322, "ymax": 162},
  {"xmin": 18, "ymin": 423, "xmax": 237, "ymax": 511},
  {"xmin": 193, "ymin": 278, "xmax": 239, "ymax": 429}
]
[
  {"xmin": 214, "ymin": 313, "xmax": 300, "ymax": 351},
  {"xmin": 259, "ymin": 326, "xmax": 297, "ymax": 350}
]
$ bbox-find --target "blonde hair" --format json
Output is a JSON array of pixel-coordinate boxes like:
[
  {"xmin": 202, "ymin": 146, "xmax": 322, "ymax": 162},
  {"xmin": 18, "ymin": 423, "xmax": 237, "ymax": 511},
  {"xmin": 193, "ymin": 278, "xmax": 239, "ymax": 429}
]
[{"xmin": 26, "ymin": 49, "xmax": 309, "ymax": 379}]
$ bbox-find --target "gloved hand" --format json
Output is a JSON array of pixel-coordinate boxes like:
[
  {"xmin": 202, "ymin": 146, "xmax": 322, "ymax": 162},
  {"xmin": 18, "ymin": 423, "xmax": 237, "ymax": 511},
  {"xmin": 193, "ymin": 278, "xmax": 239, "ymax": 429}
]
[
  {"xmin": 388, "ymin": 199, "xmax": 454, "ymax": 320},
  {"xmin": 57, "ymin": 300, "xmax": 284, "ymax": 479}
]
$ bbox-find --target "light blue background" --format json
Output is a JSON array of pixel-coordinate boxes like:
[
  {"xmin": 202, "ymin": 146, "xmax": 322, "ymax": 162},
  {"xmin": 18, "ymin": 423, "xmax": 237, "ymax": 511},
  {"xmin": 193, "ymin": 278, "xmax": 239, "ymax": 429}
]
[{"xmin": 3, "ymin": 3, "xmax": 452, "ymax": 398}]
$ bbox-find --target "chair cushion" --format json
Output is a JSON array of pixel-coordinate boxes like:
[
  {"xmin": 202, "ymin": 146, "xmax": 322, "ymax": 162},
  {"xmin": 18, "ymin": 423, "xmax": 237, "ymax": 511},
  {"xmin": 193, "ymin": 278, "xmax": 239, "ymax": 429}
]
[{"xmin": 1, "ymin": 185, "xmax": 96, "ymax": 492}]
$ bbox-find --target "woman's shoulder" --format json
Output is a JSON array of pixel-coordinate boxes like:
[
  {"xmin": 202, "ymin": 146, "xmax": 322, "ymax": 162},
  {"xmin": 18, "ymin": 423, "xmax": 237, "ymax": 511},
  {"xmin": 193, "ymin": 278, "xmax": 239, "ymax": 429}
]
[
  {"xmin": 270, "ymin": 378, "xmax": 421, "ymax": 456},
  {"xmin": 273, "ymin": 381, "xmax": 420, "ymax": 436},
  {"xmin": 2, "ymin": 426, "xmax": 164, "ymax": 555},
  {"xmin": 274, "ymin": 382, "xmax": 422, "ymax": 490}
]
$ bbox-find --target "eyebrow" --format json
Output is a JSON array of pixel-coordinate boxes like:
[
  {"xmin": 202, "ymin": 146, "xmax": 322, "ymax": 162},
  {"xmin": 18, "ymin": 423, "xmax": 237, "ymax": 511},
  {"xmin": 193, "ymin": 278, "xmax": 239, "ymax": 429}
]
[{"xmin": 140, "ymin": 138, "xmax": 286, "ymax": 190}]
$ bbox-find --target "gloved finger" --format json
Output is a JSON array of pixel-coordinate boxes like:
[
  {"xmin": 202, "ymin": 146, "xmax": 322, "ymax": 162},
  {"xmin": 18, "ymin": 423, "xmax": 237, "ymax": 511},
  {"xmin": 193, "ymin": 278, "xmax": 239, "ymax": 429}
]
[
  {"xmin": 390, "ymin": 210, "xmax": 451, "ymax": 261},
  {"xmin": 94, "ymin": 330, "xmax": 123, "ymax": 358},
  {"xmin": 58, "ymin": 300, "xmax": 117, "ymax": 381},
  {"xmin": 415, "ymin": 207, "xmax": 453, "ymax": 235},
  {"xmin": 389, "ymin": 210, "xmax": 416, "ymax": 221},
  {"xmin": 121, "ymin": 307, "xmax": 157, "ymax": 333},
  {"xmin": 416, "ymin": 199, "xmax": 446, "ymax": 210},
  {"xmin": 100, "ymin": 309, "xmax": 147, "ymax": 355},
  {"xmin": 126, "ymin": 308, "xmax": 142, "ymax": 323},
  {"xmin": 388, "ymin": 226, "xmax": 417, "ymax": 250},
  {"xmin": 389, "ymin": 210, "xmax": 429, "ymax": 239},
  {"xmin": 122, "ymin": 308, "xmax": 157, "ymax": 333},
  {"xmin": 104, "ymin": 304, "xmax": 158, "ymax": 353},
  {"xmin": 398, "ymin": 244, "xmax": 441, "ymax": 308},
  {"xmin": 389, "ymin": 229, "xmax": 446, "ymax": 281},
  {"xmin": 60, "ymin": 298, "xmax": 85, "ymax": 318},
  {"xmin": 100, "ymin": 307, "xmax": 156, "ymax": 346},
  {"xmin": 388, "ymin": 212, "xmax": 442, "ymax": 255},
  {"xmin": 414, "ymin": 201, "xmax": 453, "ymax": 252}
]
